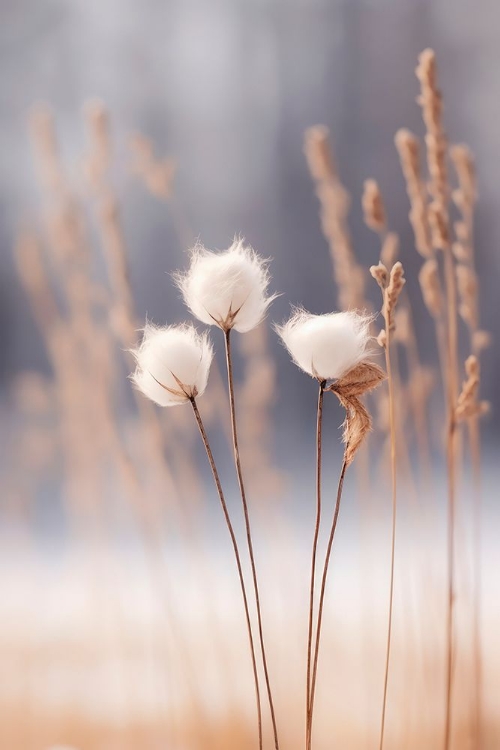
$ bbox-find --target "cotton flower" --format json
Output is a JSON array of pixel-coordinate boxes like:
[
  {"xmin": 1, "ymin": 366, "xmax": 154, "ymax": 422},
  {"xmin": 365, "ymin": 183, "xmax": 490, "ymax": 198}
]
[
  {"xmin": 131, "ymin": 323, "xmax": 213, "ymax": 406},
  {"xmin": 175, "ymin": 238, "xmax": 276, "ymax": 333},
  {"xmin": 276, "ymin": 308, "xmax": 372, "ymax": 381}
]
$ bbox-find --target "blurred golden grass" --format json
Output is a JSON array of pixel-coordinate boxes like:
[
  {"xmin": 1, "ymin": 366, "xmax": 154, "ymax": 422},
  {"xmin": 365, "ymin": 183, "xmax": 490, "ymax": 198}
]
[{"xmin": 1, "ymin": 48, "xmax": 497, "ymax": 749}]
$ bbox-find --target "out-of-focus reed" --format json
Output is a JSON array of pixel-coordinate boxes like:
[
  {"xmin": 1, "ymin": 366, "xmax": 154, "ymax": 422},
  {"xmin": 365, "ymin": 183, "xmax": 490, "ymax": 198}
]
[{"xmin": 0, "ymin": 49, "xmax": 497, "ymax": 750}]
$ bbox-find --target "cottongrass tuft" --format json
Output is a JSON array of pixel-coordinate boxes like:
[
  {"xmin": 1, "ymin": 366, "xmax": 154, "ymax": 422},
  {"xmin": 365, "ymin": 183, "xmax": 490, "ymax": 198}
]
[
  {"xmin": 131, "ymin": 322, "xmax": 213, "ymax": 406},
  {"xmin": 276, "ymin": 308, "xmax": 373, "ymax": 382},
  {"xmin": 175, "ymin": 238, "xmax": 277, "ymax": 333}
]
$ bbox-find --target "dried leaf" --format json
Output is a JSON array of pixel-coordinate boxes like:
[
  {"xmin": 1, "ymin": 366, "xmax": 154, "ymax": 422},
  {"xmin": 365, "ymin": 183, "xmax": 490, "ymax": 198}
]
[
  {"xmin": 335, "ymin": 393, "xmax": 372, "ymax": 466},
  {"xmin": 329, "ymin": 361, "xmax": 386, "ymax": 465},
  {"xmin": 330, "ymin": 361, "xmax": 386, "ymax": 398}
]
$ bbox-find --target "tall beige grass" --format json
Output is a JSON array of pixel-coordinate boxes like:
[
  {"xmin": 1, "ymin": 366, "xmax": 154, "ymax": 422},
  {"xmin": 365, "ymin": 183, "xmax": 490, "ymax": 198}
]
[{"xmin": 1, "ymin": 49, "xmax": 495, "ymax": 750}]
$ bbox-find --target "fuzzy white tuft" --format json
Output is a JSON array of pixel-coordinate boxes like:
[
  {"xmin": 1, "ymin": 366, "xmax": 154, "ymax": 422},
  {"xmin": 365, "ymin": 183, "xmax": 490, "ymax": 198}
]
[
  {"xmin": 131, "ymin": 323, "xmax": 213, "ymax": 406},
  {"xmin": 175, "ymin": 238, "xmax": 277, "ymax": 333},
  {"xmin": 276, "ymin": 308, "xmax": 372, "ymax": 381}
]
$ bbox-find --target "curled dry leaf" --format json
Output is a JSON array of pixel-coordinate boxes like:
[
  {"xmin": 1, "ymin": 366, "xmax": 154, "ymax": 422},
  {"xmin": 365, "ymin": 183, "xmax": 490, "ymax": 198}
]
[
  {"xmin": 335, "ymin": 394, "xmax": 371, "ymax": 467},
  {"xmin": 329, "ymin": 361, "xmax": 386, "ymax": 398},
  {"xmin": 328, "ymin": 361, "xmax": 386, "ymax": 465}
]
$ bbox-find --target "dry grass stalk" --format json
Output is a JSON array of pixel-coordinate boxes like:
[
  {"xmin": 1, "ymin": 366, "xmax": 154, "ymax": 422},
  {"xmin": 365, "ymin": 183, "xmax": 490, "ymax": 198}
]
[
  {"xmin": 394, "ymin": 129, "xmax": 433, "ymax": 258},
  {"xmin": 370, "ymin": 260, "xmax": 405, "ymax": 750},
  {"xmin": 416, "ymin": 49, "xmax": 461, "ymax": 750},
  {"xmin": 415, "ymin": 50, "xmax": 449, "ymax": 216},
  {"xmin": 450, "ymin": 141, "xmax": 489, "ymax": 747},
  {"xmin": 304, "ymin": 126, "xmax": 367, "ymax": 310},
  {"xmin": 364, "ymin": 171, "xmax": 431, "ymax": 488},
  {"xmin": 81, "ymin": 101, "xmax": 198, "ymax": 521},
  {"xmin": 25, "ymin": 105, "xmax": 241, "ymax": 736},
  {"xmin": 28, "ymin": 106, "xmax": 139, "ymax": 525},
  {"xmin": 82, "ymin": 105, "xmax": 248, "ymax": 716}
]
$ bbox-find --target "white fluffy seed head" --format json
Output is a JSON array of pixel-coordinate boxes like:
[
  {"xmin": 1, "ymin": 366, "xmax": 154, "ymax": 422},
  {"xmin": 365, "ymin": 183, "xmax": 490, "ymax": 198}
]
[
  {"xmin": 276, "ymin": 308, "xmax": 372, "ymax": 381},
  {"xmin": 131, "ymin": 323, "xmax": 213, "ymax": 407},
  {"xmin": 175, "ymin": 238, "xmax": 277, "ymax": 333}
]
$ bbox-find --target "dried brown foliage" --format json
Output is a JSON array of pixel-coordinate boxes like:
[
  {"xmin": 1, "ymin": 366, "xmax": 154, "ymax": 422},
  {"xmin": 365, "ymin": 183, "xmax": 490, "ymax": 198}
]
[{"xmin": 328, "ymin": 362, "xmax": 386, "ymax": 465}]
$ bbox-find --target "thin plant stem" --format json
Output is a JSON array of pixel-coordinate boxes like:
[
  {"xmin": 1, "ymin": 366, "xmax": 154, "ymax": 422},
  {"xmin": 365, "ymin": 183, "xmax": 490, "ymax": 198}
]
[
  {"xmin": 308, "ymin": 450, "xmax": 349, "ymax": 750},
  {"xmin": 379, "ymin": 331, "xmax": 398, "ymax": 750},
  {"xmin": 468, "ymin": 416, "xmax": 483, "ymax": 748},
  {"xmin": 190, "ymin": 397, "xmax": 263, "ymax": 750},
  {"xmin": 443, "ymin": 242, "xmax": 459, "ymax": 750},
  {"xmin": 224, "ymin": 328, "xmax": 281, "ymax": 750},
  {"xmin": 306, "ymin": 381, "xmax": 326, "ymax": 749},
  {"xmin": 469, "ymin": 287, "xmax": 482, "ymax": 748}
]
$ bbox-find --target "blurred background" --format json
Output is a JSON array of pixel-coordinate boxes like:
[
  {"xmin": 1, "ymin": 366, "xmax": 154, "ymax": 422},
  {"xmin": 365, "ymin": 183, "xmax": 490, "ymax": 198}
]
[
  {"xmin": 0, "ymin": 1, "xmax": 499, "ymax": 749},
  {"xmin": 1, "ymin": 0, "xmax": 499, "ymax": 438}
]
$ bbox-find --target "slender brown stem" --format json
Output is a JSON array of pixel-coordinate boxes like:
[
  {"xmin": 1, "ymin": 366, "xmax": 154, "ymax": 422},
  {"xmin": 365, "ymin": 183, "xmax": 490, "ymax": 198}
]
[
  {"xmin": 224, "ymin": 329, "xmax": 280, "ymax": 750},
  {"xmin": 379, "ymin": 332, "xmax": 398, "ymax": 750},
  {"xmin": 305, "ymin": 381, "xmax": 326, "ymax": 749},
  {"xmin": 443, "ymin": 242, "xmax": 459, "ymax": 750},
  {"xmin": 468, "ymin": 416, "xmax": 483, "ymax": 749},
  {"xmin": 444, "ymin": 422, "xmax": 457, "ymax": 750},
  {"xmin": 190, "ymin": 397, "xmax": 263, "ymax": 750},
  {"xmin": 308, "ymin": 451, "xmax": 349, "ymax": 749}
]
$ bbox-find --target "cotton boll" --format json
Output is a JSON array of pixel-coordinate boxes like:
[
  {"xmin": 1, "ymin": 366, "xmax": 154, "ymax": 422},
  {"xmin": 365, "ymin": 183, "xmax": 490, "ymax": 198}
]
[
  {"xmin": 131, "ymin": 323, "xmax": 213, "ymax": 406},
  {"xmin": 276, "ymin": 309, "xmax": 372, "ymax": 381},
  {"xmin": 175, "ymin": 239, "xmax": 276, "ymax": 333}
]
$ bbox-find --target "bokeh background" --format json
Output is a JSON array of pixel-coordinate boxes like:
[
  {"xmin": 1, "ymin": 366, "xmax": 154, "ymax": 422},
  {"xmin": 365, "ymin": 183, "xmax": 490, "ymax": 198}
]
[
  {"xmin": 1, "ymin": 0, "xmax": 499, "ymax": 443},
  {"xmin": 0, "ymin": 2, "xmax": 499, "ymax": 749}
]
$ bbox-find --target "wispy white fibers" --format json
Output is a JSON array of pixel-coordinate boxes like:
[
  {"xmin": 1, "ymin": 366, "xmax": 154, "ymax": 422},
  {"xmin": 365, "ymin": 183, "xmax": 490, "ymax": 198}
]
[
  {"xmin": 131, "ymin": 323, "xmax": 213, "ymax": 406},
  {"xmin": 175, "ymin": 238, "xmax": 277, "ymax": 333},
  {"xmin": 276, "ymin": 308, "xmax": 372, "ymax": 381}
]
